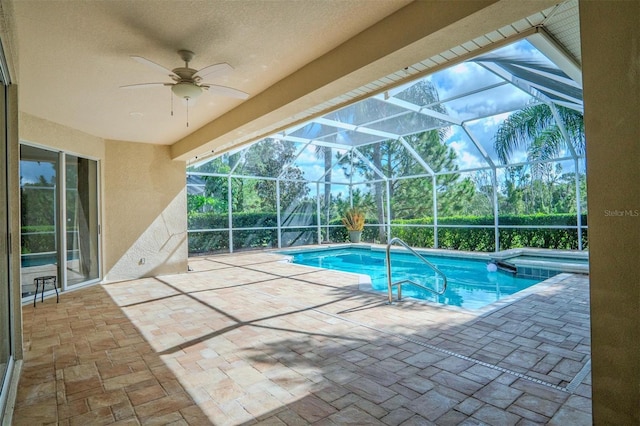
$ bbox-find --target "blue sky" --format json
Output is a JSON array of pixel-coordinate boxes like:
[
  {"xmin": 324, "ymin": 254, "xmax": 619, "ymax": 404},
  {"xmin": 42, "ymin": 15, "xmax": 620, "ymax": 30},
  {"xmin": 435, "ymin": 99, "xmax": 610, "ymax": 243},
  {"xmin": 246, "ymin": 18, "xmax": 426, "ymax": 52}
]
[
  {"xmin": 289, "ymin": 40, "xmax": 565, "ymax": 177},
  {"xmin": 193, "ymin": 38, "xmax": 582, "ymax": 197}
]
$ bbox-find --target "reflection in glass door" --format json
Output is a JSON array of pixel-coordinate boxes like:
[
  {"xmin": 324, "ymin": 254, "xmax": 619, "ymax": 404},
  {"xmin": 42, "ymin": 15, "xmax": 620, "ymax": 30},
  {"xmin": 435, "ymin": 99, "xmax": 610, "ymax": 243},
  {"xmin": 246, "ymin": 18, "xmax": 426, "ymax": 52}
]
[
  {"xmin": 19, "ymin": 145, "xmax": 59, "ymax": 298},
  {"xmin": 65, "ymin": 155, "xmax": 99, "ymax": 286}
]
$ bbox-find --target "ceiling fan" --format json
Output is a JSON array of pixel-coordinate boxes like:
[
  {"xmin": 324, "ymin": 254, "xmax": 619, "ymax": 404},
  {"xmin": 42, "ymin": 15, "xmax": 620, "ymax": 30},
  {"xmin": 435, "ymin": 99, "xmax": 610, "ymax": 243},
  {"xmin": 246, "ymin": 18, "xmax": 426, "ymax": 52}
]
[{"xmin": 121, "ymin": 49, "xmax": 249, "ymax": 126}]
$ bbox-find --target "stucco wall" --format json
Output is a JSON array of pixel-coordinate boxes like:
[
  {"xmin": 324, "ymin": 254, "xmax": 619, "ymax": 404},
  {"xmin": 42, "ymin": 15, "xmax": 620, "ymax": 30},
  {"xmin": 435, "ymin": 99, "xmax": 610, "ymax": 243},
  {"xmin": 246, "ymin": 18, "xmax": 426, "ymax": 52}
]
[
  {"xmin": 19, "ymin": 112, "xmax": 105, "ymax": 159},
  {"xmin": 103, "ymin": 140, "xmax": 187, "ymax": 282},
  {"xmin": 580, "ymin": 1, "xmax": 640, "ymax": 424}
]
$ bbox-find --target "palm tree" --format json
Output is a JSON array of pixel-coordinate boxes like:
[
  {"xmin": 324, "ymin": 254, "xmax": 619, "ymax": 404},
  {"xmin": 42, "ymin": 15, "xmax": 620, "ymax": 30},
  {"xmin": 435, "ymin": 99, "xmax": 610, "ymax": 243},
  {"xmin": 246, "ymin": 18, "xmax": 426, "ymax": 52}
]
[
  {"xmin": 494, "ymin": 104, "xmax": 585, "ymax": 214},
  {"xmin": 493, "ymin": 104, "xmax": 584, "ymax": 165}
]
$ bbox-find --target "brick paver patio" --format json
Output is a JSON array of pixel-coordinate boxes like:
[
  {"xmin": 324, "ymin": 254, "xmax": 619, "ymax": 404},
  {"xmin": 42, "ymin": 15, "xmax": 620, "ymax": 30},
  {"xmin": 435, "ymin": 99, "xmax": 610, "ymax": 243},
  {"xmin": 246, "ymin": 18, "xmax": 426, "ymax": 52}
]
[{"xmin": 13, "ymin": 251, "xmax": 592, "ymax": 425}]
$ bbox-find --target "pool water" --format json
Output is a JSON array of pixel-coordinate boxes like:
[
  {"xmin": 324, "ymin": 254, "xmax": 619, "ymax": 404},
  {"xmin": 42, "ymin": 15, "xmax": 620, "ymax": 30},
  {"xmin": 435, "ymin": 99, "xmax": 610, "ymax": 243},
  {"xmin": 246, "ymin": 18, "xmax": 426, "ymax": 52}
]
[{"xmin": 283, "ymin": 247, "xmax": 540, "ymax": 310}]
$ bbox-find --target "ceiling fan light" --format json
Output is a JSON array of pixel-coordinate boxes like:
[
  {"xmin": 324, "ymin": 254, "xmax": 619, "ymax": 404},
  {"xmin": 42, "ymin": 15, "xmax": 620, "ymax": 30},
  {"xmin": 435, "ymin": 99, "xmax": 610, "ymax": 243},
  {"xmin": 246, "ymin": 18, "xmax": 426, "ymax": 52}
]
[{"xmin": 171, "ymin": 82, "xmax": 203, "ymax": 100}]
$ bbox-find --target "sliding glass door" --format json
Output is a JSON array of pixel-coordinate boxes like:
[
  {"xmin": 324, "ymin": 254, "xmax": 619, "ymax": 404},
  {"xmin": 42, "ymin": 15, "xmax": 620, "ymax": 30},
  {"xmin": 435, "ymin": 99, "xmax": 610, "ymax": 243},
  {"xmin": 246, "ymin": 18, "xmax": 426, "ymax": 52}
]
[
  {"xmin": 65, "ymin": 155, "xmax": 99, "ymax": 286},
  {"xmin": 19, "ymin": 145, "xmax": 59, "ymax": 297},
  {"xmin": 0, "ymin": 82, "xmax": 11, "ymax": 415},
  {"xmin": 20, "ymin": 146, "xmax": 100, "ymax": 297}
]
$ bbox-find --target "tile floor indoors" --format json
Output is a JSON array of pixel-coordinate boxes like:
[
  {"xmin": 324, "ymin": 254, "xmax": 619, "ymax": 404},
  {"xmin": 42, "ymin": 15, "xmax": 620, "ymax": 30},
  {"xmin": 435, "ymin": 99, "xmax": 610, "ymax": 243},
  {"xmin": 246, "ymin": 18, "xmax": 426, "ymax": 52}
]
[{"xmin": 13, "ymin": 251, "xmax": 592, "ymax": 425}]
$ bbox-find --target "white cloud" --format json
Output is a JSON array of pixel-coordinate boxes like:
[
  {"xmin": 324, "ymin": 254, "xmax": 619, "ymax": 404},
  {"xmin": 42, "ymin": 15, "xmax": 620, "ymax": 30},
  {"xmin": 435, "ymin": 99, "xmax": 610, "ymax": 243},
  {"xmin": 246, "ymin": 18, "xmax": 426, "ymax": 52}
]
[
  {"xmin": 448, "ymin": 138, "xmax": 486, "ymax": 170},
  {"xmin": 458, "ymin": 151, "xmax": 485, "ymax": 170},
  {"xmin": 510, "ymin": 151, "xmax": 529, "ymax": 164},
  {"xmin": 431, "ymin": 62, "xmax": 500, "ymax": 103},
  {"xmin": 450, "ymin": 62, "xmax": 473, "ymax": 75},
  {"xmin": 481, "ymin": 112, "xmax": 512, "ymax": 132}
]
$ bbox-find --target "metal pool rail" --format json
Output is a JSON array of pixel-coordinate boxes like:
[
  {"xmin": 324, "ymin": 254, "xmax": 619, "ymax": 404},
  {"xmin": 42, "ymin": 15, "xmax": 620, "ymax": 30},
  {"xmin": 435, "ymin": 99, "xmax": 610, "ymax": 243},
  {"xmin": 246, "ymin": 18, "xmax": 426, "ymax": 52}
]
[{"xmin": 385, "ymin": 237, "xmax": 448, "ymax": 304}]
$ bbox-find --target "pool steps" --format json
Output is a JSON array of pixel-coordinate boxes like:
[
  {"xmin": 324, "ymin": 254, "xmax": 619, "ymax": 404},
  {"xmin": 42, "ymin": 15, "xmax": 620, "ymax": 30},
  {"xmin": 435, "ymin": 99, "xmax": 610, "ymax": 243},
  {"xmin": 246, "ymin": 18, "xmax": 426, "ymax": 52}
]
[{"xmin": 490, "ymin": 248, "xmax": 589, "ymax": 279}]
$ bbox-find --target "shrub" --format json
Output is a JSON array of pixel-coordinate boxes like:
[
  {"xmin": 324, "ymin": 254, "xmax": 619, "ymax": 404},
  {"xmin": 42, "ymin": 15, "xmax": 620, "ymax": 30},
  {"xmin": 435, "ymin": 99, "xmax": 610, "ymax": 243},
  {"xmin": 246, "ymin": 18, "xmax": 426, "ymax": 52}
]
[{"xmin": 186, "ymin": 212, "xmax": 588, "ymax": 254}]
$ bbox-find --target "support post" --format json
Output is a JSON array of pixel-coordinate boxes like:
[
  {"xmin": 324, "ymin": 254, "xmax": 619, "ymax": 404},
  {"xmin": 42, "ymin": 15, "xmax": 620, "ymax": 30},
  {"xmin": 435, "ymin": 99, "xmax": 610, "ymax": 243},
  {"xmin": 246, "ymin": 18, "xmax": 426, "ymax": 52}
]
[
  {"xmin": 276, "ymin": 179, "xmax": 282, "ymax": 249},
  {"xmin": 227, "ymin": 176, "xmax": 233, "ymax": 253},
  {"xmin": 492, "ymin": 168, "xmax": 500, "ymax": 252},
  {"xmin": 432, "ymin": 175, "xmax": 438, "ymax": 248},
  {"xmin": 575, "ymin": 157, "xmax": 583, "ymax": 250}
]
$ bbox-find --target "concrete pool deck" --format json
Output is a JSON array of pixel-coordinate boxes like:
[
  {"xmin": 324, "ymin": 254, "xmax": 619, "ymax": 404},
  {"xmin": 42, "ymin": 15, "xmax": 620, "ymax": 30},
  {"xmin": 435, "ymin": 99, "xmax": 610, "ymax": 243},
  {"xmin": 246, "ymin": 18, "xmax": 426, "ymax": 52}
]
[{"xmin": 13, "ymin": 251, "xmax": 591, "ymax": 424}]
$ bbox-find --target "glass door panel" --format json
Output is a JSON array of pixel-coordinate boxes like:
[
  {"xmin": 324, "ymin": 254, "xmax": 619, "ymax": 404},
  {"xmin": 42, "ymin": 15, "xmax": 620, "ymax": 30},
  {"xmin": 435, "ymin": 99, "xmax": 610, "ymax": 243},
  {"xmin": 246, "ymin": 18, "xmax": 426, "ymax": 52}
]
[
  {"xmin": 65, "ymin": 155, "xmax": 99, "ymax": 285},
  {"xmin": 0, "ymin": 83, "xmax": 10, "ymax": 396},
  {"xmin": 19, "ymin": 145, "xmax": 60, "ymax": 297}
]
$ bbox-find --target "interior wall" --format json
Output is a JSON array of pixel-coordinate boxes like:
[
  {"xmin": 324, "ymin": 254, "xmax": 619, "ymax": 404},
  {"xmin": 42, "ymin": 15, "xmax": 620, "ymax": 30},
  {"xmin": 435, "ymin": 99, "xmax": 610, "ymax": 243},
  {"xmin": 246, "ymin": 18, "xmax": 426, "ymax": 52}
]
[
  {"xmin": 103, "ymin": 140, "xmax": 187, "ymax": 282},
  {"xmin": 580, "ymin": 1, "xmax": 640, "ymax": 424}
]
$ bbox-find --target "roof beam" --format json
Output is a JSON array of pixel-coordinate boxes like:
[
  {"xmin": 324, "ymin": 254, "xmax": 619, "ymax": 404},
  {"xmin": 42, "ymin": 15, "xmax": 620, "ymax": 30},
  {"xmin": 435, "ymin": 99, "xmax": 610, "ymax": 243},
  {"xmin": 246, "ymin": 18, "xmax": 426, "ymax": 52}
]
[
  {"xmin": 352, "ymin": 148, "xmax": 388, "ymax": 180},
  {"xmin": 376, "ymin": 94, "xmax": 463, "ymax": 126},
  {"xmin": 478, "ymin": 61, "xmax": 583, "ymax": 108},
  {"xmin": 398, "ymin": 137, "xmax": 435, "ymax": 175},
  {"xmin": 314, "ymin": 116, "xmax": 399, "ymax": 142}
]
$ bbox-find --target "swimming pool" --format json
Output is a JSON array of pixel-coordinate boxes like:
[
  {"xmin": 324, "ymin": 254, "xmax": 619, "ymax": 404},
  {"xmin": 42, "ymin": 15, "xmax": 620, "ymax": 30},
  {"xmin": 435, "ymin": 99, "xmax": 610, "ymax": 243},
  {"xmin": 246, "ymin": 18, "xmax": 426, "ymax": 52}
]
[{"xmin": 281, "ymin": 246, "xmax": 540, "ymax": 310}]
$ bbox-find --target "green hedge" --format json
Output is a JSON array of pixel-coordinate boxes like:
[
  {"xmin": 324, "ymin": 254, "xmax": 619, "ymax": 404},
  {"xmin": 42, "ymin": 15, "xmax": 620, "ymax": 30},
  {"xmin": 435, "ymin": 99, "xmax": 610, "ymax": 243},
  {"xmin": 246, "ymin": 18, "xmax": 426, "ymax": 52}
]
[
  {"xmin": 188, "ymin": 212, "xmax": 316, "ymax": 254},
  {"xmin": 187, "ymin": 212, "xmax": 588, "ymax": 254},
  {"xmin": 188, "ymin": 231, "xmax": 230, "ymax": 254},
  {"xmin": 391, "ymin": 214, "xmax": 588, "ymax": 251}
]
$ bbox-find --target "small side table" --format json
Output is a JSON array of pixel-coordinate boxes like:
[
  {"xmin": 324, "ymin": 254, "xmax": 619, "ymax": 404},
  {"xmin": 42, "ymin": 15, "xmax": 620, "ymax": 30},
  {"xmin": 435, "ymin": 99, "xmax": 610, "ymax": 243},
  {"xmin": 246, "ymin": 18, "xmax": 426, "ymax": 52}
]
[{"xmin": 33, "ymin": 276, "xmax": 59, "ymax": 307}]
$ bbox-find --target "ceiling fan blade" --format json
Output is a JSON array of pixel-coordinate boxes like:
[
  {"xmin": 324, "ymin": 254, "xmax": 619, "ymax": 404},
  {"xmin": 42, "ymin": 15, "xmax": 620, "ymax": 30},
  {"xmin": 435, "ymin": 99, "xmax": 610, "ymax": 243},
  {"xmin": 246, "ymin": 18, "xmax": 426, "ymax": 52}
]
[
  {"xmin": 193, "ymin": 63, "xmax": 233, "ymax": 80},
  {"xmin": 131, "ymin": 56, "xmax": 178, "ymax": 78},
  {"xmin": 120, "ymin": 82, "xmax": 171, "ymax": 89},
  {"xmin": 203, "ymin": 84, "xmax": 249, "ymax": 99}
]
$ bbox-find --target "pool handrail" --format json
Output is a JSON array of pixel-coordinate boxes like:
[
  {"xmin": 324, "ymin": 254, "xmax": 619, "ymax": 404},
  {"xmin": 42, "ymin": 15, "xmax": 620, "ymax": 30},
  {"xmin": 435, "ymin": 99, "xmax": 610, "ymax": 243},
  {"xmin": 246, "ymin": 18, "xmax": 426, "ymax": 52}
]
[{"xmin": 385, "ymin": 237, "xmax": 448, "ymax": 304}]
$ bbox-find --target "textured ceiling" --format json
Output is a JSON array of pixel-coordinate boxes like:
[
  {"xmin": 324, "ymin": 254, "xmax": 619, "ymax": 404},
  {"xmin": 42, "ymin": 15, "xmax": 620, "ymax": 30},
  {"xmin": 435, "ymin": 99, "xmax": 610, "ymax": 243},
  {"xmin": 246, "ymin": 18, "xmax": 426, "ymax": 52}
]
[{"xmin": 7, "ymin": 0, "xmax": 411, "ymax": 145}]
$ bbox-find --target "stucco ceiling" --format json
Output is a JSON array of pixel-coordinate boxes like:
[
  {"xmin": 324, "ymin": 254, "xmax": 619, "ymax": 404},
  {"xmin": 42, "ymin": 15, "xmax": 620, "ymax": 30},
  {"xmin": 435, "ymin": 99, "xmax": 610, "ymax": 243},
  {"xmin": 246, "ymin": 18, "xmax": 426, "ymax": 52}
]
[{"xmin": 6, "ymin": 0, "xmax": 412, "ymax": 145}]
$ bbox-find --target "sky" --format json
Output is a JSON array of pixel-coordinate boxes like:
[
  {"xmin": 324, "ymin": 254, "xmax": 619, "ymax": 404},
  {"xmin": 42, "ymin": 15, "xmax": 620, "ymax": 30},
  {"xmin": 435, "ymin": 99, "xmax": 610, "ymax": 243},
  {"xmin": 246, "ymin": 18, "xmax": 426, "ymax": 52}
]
[{"xmin": 190, "ymin": 38, "xmax": 583, "ymax": 197}]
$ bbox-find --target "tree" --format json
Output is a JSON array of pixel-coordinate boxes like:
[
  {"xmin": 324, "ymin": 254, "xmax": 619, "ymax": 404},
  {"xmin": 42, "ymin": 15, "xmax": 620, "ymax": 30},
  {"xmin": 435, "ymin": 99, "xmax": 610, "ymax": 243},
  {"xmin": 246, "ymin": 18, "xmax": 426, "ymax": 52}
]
[
  {"xmin": 493, "ymin": 104, "xmax": 585, "ymax": 217},
  {"xmin": 493, "ymin": 104, "xmax": 584, "ymax": 165},
  {"xmin": 315, "ymin": 145, "xmax": 333, "ymax": 241},
  {"xmin": 335, "ymin": 79, "xmax": 480, "ymax": 240},
  {"xmin": 188, "ymin": 141, "xmax": 310, "ymax": 215},
  {"xmin": 468, "ymin": 170, "xmax": 494, "ymax": 216},
  {"xmin": 187, "ymin": 155, "xmax": 235, "ymax": 213},
  {"xmin": 350, "ymin": 126, "xmax": 475, "ymax": 220},
  {"xmin": 242, "ymin": 139, "xmax": 309, "ymax": 212},
  {"xmin": 21, "ymin": 174, "xmax": 56, "ymax": 227}
]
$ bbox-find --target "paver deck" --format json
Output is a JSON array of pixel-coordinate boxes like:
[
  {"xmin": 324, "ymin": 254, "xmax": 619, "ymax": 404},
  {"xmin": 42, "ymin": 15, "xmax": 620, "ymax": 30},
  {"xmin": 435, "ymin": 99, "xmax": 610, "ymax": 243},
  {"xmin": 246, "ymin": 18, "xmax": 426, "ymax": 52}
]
[{"xmin": 14, "ymin": 251, "xmax": 592, "ymax": 425}]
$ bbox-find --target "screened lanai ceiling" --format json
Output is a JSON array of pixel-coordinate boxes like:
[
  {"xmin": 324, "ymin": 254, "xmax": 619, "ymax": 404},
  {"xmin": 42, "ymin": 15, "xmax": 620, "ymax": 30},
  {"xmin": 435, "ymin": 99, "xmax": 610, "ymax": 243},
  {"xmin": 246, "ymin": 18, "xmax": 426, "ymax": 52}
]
[{"xmin": 189, "ymin": 28, "xmax": 583, "ymax": 185}]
